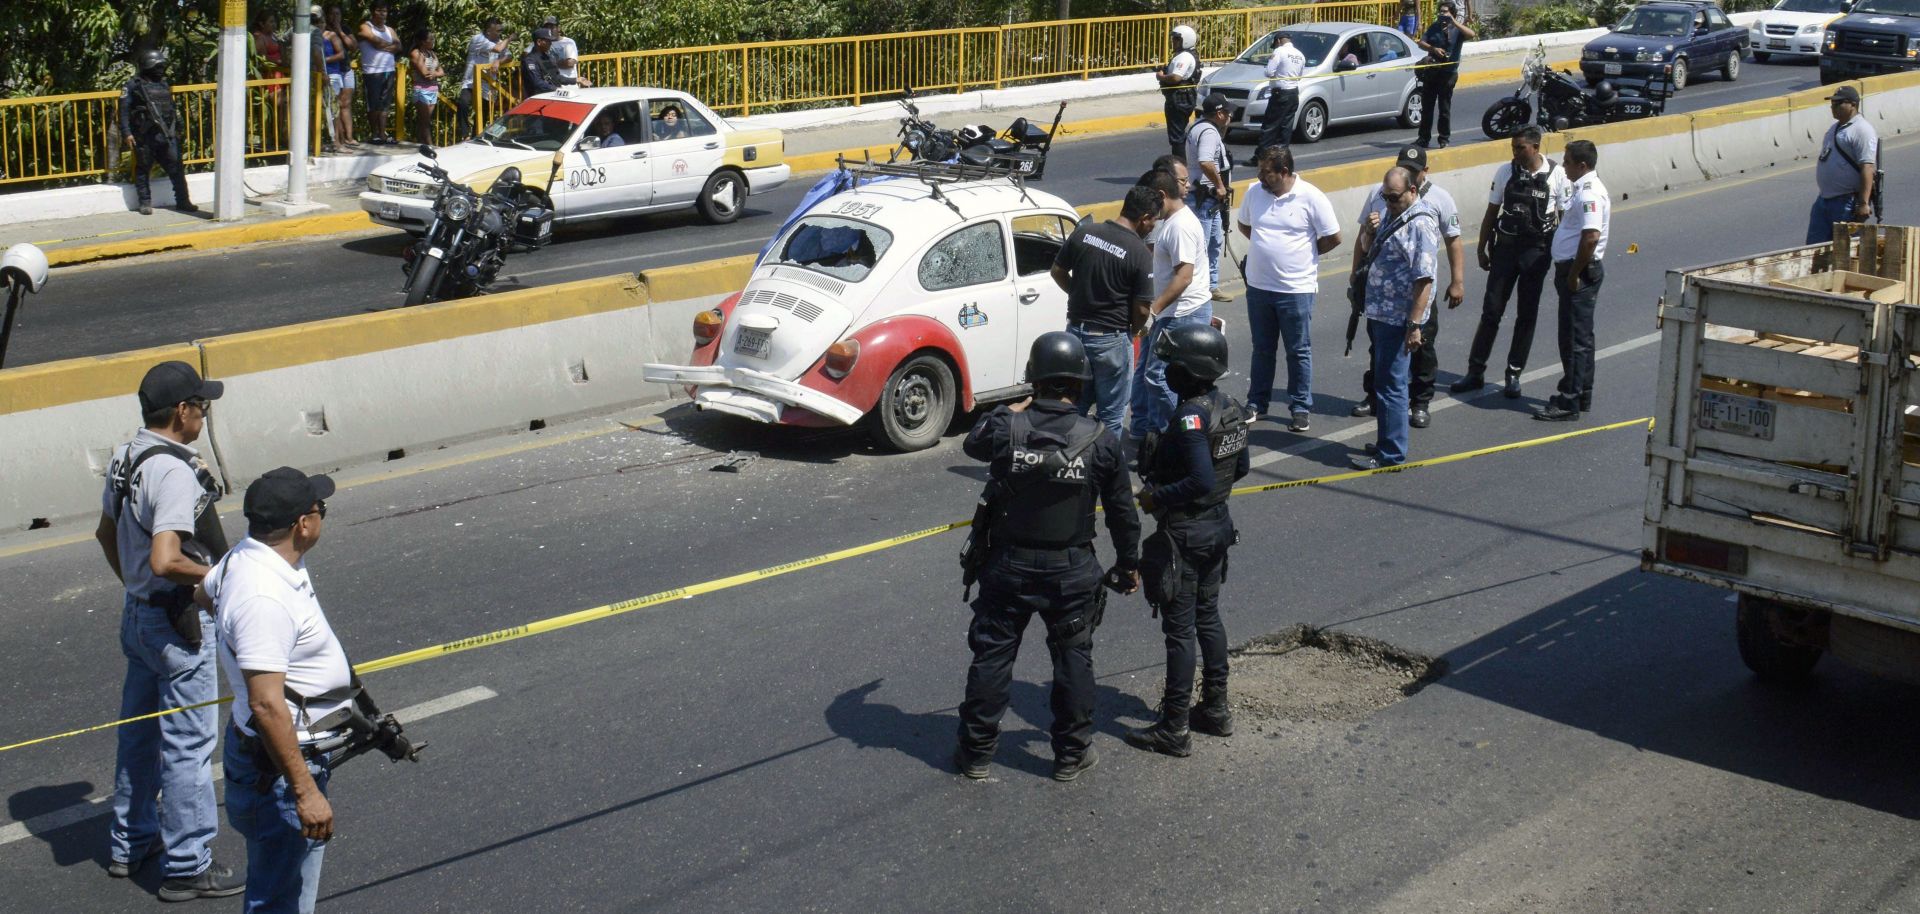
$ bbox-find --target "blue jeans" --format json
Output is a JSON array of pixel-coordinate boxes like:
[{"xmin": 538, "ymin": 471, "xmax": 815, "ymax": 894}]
[
  {"xmin": 225, "ymin": 731, "xmax": 330, "ymax": 914},
  {"xmin": 1806, "ymin": 194, "xmax": 1856, "ymax": 245},
  {"xmin": 110, "ymin": 595, "xmax": 219, "ymax": 879},
  {"xmin": 1188, "ymin": 193, "xmax": 1224, "ymax": 290},
  {"xmin": 1245, "ymin": 287, "xmax": 1314, "ymax": 415},
  {"xmin": 1367, "ymin": 318, "xmax": 1412, "ymax": 465},
  {"xmin": 1070, "ymin": 326, "xmax": 1134, "ymax": 437},
  {"xmin": 1130, "ymin": 309, "xmax": 1214, "ymax": 439}
]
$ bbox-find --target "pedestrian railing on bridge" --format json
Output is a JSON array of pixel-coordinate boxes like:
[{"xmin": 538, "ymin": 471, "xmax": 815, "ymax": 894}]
[{"xmin": 0, "ymin": 0, "xmax": 1426, "ymax": 192}]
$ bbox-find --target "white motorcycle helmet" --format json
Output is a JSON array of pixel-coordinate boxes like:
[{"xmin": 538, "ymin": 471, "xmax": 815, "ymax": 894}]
[{"xmin": 1172, "ymin": 25, "xmax": 1198, "ymax": 52}]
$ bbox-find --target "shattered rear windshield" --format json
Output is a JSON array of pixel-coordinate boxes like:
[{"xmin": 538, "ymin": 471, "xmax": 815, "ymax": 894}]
[{"xmin": 773, "ymin": 217, "xmax": 894, "ymax": 283}]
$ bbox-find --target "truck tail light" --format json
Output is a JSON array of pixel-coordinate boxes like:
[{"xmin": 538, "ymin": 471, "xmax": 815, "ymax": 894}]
[
  {"xmin": 1663, "ymin": 531, "xmax": 1749, "ymax": 575},
  {"xmin": 693, "ymin": 308, "xmax": 725, "ymax": 346},
  {"xmin": 824, "ymin": 339, "xmax": 860, "ymax": 379}
]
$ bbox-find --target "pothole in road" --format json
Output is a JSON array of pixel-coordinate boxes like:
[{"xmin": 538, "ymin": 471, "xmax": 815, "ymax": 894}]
[{"xmin": 1225, "ymin": 625, "xmax": 1446, "ymax": 725}]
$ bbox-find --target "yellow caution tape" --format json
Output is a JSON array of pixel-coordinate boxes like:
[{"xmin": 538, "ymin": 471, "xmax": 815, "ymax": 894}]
[{"xmin": 0, "ymin": 415, "xmax": 1652, "ymax": 755}]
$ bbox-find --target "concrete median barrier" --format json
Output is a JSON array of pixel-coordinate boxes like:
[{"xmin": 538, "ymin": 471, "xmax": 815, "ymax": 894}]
[
  {"xmin": 1561, "ymin": 115, "xmax": 1704, "ymax": 201},
  {"xmin": 0, "ymin": 344, "xmax": 227, "ymax": 533},
  {"xmin": 1692, "ymin": 97, "xmax": 1796, "ymax": 179}
]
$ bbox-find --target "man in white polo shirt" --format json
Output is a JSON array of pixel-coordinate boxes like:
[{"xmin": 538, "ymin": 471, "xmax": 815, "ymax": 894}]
[
  {"xmin": 1536, "ymin": 139, "xmax": 1609, "ymax": 422},
  {"xmin": 1237, "ymin": 145, "xmax": 1341, "ymax": 432},
  {"xmin": 209, "ymin": 467, "xmax": 348, "ymax": 914}
]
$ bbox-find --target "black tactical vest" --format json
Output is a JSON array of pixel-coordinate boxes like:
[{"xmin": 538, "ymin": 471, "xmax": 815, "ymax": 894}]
[
  {"xmin": 129, "ymin": 76, "xmax": 178, "ymax": 136},
  {"xmin": 1496, "ymin": 160, "xmax": 1558, "ymax": 240},
  {"xmin": 1192, "ymin": 390, "xmax": 1248, "ymax": 509},
  {"xmin": 998, "ymin": 411, "xmax": 1103, "ymax": 548}
]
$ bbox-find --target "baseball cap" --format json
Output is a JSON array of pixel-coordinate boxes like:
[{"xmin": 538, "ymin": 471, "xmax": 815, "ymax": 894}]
[
  {"xmin": 138, "ymin": 360, "xmax": 224, "ymax": 413},
  {"xmin": 541, "ymin": 14, "xmax": 558, "ymax": 26},
  {"xmin": 1395, "ymin": 144, "xmax": 1429, "ymax": 172},
  {"xmin": 1826, "ymin": 85, "xmax": 1861, "ymax": 104},
  {"xmin": 532, "ymin": 27, "xmax": 556, "ymax": 42},
  {"xmin": 244, "ymin": 467, "xmax": 336, "ymax": 530},
  {"xmin": 1200, "ymin": 92, "xmax": 1232, "ymax": 115}
]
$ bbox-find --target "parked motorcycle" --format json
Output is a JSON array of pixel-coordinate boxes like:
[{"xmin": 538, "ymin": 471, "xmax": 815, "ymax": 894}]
[
  {"xmin": 400, "ymin": 145, "xmax": 555, "ymax": 307},
  {"xmin": 893, "ymin": 90, "xmax": 1066, "ymax": 180},
  {"xmin": 1482, "ymin": 45, "xmax": 1668, "ymax": 138}
]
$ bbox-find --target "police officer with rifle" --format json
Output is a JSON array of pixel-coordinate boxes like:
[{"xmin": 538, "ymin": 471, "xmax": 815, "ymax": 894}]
[
  {"xmin": 121, "ymin": 49, "xmax": 197, "ymax": 216},
  {"xmin": 955, "ymin": 332, "xmax": 1141, "ymax": 783},
  {"xmin": 1125, "ymin": 324, "xmax": 1250, "ymax": 759}
]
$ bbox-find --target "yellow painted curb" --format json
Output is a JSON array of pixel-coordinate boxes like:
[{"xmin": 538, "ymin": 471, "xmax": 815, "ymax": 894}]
[
  {"xmin": 0, "ymin": 343, "xmax": 200, "ymax": 415},
  {"xmin": 45, "ymin": 209, "xmax": 379, "ymax": 268}
]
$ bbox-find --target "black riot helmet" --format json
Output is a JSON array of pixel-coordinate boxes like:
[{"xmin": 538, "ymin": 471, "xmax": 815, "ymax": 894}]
[
  {"xmin": 137, "ymin": 49, "xmax": 168, "ymax": 79},
  {"xmin": 1592, "ymin": 80, "xmax": 1619, "ymax": 106},
  {"xmin": 1153, "ymin": 322, "xmax": 1229, "ymax": 382},
  {"xmin": 491, "ymin": 166, "xmax": 523, "ymax": 198},
  {"xmin": 1026, "ymin": 330, "xmax": 1092, "ymax": 384}
]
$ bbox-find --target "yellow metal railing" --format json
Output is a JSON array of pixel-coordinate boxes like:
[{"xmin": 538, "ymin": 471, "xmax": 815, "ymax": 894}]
[{"xmin": 2, "ymin": 0, "xmax": 1426, "ymax": 189}]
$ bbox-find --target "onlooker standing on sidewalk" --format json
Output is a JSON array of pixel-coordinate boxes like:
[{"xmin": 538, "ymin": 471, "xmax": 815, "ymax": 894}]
[
  {"xmin": 321, "ymin": 6, "xmax": 358, "ymax": 149},
  {"xmin": 1537, "ymin": 140, "xmax": 1609, "ymax": 422},
  {"xmin": 1352, "ymin": 167, "xmax": 1438, "ymax": 470},
  {"xmin": 1807, "ymin": 85, "xmax": 1878, "ymax": 245},
  {"xmin": 94, "ymin": 361, "xmax": 244, "ymax": 901},
  {"xmin": 1259, "ymin": 33, "xmax": 1306, "ymax": 153},
  {"xmin": 1237, "ymin": 145, "xmax": 1341, "ymax": 432},
  {"xmin": 522, "ymin": 28, "xmax": 591, "ymax": 95},
  {"xmin": 1399, "ymin": 0, "xmax": 1421, "ymax": 37},
  {"xmin": 1185, "ymin": 93, "xmax": 1234, "ymax": 304},
  {"xmin": 308, "ymin": 6, "xmax": 337, "ymax": 152},
  {"xmin": 357, "ymin": 3, "xmax": 401, "ymax": 144},
  {"xmin": 408, "ymin": 30, "xmax": 444, "ymax": 145},
  {"xmin": 1051, "ymin": 184, "xmax": 1160, "ymax": 436},
  {"xmin": 544, "ymin": 16, "xmax": 580, "ymax": 83},
  {"xmin": 1414, "ymin": 0, "xmax": 1473, "ymax": 149},
  {"xmin": 1455, "ymin": 126, "xmax": 1567, "ymax": 399},
  {"xmin": 1130, "ymin": 166, "xmax": 1214, "ymax": 443},
  {"xmin": 1352, "ymin": 146, "xmax": 1462, "ymax": 429},
  {"xmin": 120, "ymin": 49, "xmax": 196, "ymax": 215},
  {"xmin": 250, "ymin": 11, "xmax": 286, "ymax": 82},
  {"xmin": 459, "ymin": 17, "xmax": 508, "ymax": 140}
]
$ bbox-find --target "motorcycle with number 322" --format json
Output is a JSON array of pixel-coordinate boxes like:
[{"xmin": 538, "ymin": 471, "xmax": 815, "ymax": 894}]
[
  {"xmin": 1482, "ymin": 45, "xmax": 1669, "ymax": 138},
  {"xmin": 400, "ymin": 144, "xmax": 556, "ymax": 307}
]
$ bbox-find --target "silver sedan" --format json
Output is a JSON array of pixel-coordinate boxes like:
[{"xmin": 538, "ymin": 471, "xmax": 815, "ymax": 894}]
[{"xmin": 1199, "ymin": 22, "xmax": 1429, "ymax": 144}]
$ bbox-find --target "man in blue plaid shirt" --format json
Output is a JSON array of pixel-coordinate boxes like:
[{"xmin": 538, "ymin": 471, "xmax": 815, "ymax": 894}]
[{"xmin": 1354, "ymin": 166, "xmax": 1439, "ymax": 470}]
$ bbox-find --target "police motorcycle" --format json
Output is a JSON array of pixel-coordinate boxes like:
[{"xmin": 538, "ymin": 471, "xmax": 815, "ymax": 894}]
[
  {"xmin": 1481, "ymin": 45, "xmax": 1668, "ymax": 138},
  {"xmin": 894, "ymin": 89, "xmax": 1065, "ymax": 179},
  {"xmin": 399, "ymin": 144, "xmax": 555, "ymax": 307}
]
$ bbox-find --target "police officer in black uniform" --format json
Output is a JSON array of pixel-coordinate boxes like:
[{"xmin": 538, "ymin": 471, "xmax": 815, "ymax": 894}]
[
  {"xmin": 1455, "ymin": 126, "xmax": 1564, "ymax": 398},
  {"xmin": 121, "ymin": 49, "xmax": 196, "ymax": 216},
  {"xmin": 955, "ymin": 332, "xmax": 1142, "ymax": 783},
  {"xmin": 1124, "ymin": 324, "xmax": 1249, "ymax": 758},
  {"xmin": 1157, "ymin": 25, "xmax": 1202, "ymax": 161}
]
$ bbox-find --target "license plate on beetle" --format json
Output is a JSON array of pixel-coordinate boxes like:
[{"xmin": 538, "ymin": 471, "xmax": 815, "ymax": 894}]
[
  {"xmin": 1698, "ymin": 390, "xmax": 1775, "ymax": 440},
  {"xmin": 379, "ymin": 203, "xmax": 401, "ymax": 220},
  {"xmin": 1604, "ymin": 63, "xmax": 1623, "ymax": 75},
  {"xmin": 735, "ymin": 327, "xmax": 771, "ymax": 359}
]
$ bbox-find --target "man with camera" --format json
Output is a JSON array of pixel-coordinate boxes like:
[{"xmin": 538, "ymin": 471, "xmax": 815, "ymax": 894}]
[
  {"xmin": 1413, "ymin": 0, "xmax": 1475, "ymax": 149},
  {"xmin": 208, "ymin": 467, "xmax": 347, "ymax": 911},
  {"xmin": 95, "ymin": 361, "xmax": 243, "ymax": 900}
]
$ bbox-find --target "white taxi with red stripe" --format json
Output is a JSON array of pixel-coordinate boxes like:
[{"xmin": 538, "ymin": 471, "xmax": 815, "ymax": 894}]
[
  {"xmin": 643, "ymin": 175, "xmax": 1080, "ymax": 451},
  {"xmin": 360, "ymin": 87, "xmax": 789, "ymax": 233}
]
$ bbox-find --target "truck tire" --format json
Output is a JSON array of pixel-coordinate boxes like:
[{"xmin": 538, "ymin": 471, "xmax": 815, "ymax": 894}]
[
  {"xmin": 870, "ymin": 353, "xmax": 955, "ymax": 452},
  {"xmin": 1735, "ymin": 594, "xmax": 1824, "ymax": 685}
]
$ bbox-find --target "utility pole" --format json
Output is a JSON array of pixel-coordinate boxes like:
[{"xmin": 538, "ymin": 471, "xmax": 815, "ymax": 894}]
[
  {"xmin": 215, "ymin": 0, "xmax": 247, "ymax": 220},
  {"xmin": 268, "ymin": 0, "xmax": 328, "ymax": 215}
]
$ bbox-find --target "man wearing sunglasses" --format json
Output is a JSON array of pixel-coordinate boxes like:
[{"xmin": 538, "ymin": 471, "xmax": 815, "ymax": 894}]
[
  {"xmin": 206, "ymin": 467, "xmax": 347, "ymax": 911},
  {"xmin": 95, "ymin": 360, "xmax": 244, "ymax": 900}
]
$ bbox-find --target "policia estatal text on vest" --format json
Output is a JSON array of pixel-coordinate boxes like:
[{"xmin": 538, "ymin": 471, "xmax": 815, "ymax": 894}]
[
  {"xmin": 1125, "ymin": 323, "xmax": 1250, "ymax": 758},
  {"xmin": 121, "ymin": 49, "xmax": 198, "ymax": 216},
  {"xmin": 955, "ymin": 332, "xmax": 1142, "ymax": 783}
]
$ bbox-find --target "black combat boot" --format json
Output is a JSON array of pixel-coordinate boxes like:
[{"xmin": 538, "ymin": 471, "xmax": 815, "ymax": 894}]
[
  {"xmin": 1122, "ymin": 708, "xmax": 1192, "ymax": 757},
  {"xmin": 1190, "ymin": 691, "xmax": 1234, "ymax": 738},
  {"xmin": 1502, "ymin": 368, "xmax": 1523, "ymax": 399}
]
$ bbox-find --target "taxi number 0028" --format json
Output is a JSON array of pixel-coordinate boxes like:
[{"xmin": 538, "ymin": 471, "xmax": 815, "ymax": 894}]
[
  {"xmin": 568, "ymin": 167, "xmax": 609, "ymax": 188},
  {"xmin": 833, "ymin": 201, "xmax": 883, "ymax": 220}
]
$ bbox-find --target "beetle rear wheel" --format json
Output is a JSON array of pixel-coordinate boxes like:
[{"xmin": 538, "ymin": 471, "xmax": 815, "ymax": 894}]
[{"xmin": 870, "ymin": 354, "xmax": 956, "ymax": 452}]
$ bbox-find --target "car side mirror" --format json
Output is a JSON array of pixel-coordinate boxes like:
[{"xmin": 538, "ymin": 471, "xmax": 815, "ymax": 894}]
[
  {"xmin": 1334, "ymin": 58, "xmax": 1357, "ymax": 72},
  {"xmin": 577, "ymin": 135, "xmax": 601, "ymax": 151}
]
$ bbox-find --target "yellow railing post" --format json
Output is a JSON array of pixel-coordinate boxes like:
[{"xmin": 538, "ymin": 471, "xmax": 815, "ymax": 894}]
[
  {"xmin": 959, "ymin": 32, "xmax": 968, "ymax": 93},
  {"xmin": 853, "ymin": 38, "xmax": 863, "ymax": 106},
  {"xmin": 1082, "ymin": 21, "xmax": 1092, "ymax": 80},
  {"xmin": 740, "ymin": 46, "xmax": 750, "ymax": 116},
  {"xmin": 994, "ymin": 30, "xmax": 1004, "ymax": 90}
]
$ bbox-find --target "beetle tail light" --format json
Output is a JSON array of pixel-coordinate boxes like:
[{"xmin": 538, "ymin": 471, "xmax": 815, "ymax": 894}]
[
  {"xmin": 693, "ymin": 308, "xmax": 725, "ymax": 346},
  {"xmin": 824, "ymin": 339, "xmax": 860, "ymax": 379}
]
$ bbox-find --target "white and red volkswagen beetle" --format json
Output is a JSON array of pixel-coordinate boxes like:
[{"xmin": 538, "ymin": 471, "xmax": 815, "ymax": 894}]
[{"xmin": 644, "ymin": 167, "xmax": 1082, "ymax": 450}]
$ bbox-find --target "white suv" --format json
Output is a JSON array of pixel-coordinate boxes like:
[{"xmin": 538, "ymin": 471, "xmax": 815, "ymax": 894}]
[{"xmin": 1748, "ymin": 0, "xmax": 1852, "ymax": 61}]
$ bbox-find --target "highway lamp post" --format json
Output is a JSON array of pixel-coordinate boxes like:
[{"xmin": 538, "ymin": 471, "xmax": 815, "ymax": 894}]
[
  {"xmin": 270, "ymin": 0, "xmax": 325, "ymax": 216},
  {"xmin": 215, "ymin": 0, "xmax": 247, "ymax": 221}
]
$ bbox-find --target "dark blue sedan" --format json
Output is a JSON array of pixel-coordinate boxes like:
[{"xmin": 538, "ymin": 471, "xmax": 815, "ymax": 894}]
[{"xmin": 1581, "ymin": 0, "xmax": 1750, "ymax": 89}]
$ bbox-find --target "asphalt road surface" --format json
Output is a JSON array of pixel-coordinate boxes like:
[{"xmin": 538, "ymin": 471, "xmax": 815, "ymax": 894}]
[
  {"xmin": 2, "ymin": 128, "xmax": 1915, "ymax": 912},
  {"xmin": 5, "ymin": 59, "xmax": 1823, "ymax": 368}
]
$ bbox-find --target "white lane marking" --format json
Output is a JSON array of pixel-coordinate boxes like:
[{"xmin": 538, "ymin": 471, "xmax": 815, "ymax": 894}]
[
  {"xmin": 1247, "ymin": 331, "xmax": 1662, "ymax": 471},
  {"xmin": 0, "ymin": 686, "xmax": 497, "ymax": 849}
]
